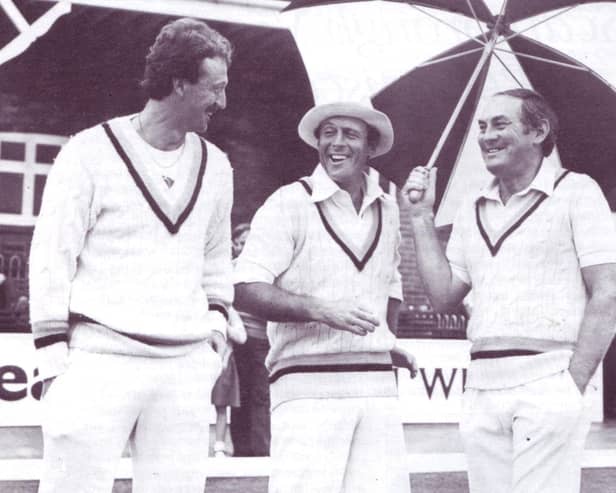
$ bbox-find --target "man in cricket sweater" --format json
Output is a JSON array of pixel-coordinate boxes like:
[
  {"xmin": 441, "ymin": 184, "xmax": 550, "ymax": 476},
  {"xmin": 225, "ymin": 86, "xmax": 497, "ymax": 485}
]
[
  {"xmin": 30, "ymin": 18, "xmax": 234, "ymax": 493},
  {"xmin": 235, "ymin": 101, "xmax": 416, "ymax": 493}
]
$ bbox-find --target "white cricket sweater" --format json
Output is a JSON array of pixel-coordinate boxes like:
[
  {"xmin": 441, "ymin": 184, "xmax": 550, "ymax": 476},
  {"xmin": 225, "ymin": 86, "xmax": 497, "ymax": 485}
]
[
  {"xmin": 447, "ymin": 165, "xmax": 616, "ymax": 388},
  {"xmin": 29, "ymin": 115, "xmax": 234, "ymax": 379},
  {"xmin": 235, "ymin": 165, "xmax": 401, "ymax": 373}
]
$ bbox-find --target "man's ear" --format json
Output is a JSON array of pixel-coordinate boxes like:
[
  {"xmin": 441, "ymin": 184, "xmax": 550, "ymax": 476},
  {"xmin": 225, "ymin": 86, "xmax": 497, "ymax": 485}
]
[
  {"xmin": 367, "ymin": 143, "xmax": 377, "ymax": 158},
  {"xmin": 533, "ymin": 118, "xmax": 550, "ymax": 145}
]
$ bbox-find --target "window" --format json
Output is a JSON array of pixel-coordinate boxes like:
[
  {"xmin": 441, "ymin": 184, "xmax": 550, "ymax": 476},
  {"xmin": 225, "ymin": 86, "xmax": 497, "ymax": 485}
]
[
  {"xmin": 35, "ymin": 144, "xmax": 61, "ymax": 165},
  {"xmin": 0, "ymin": 133, "xmax": 67, "ymax": 226},
  {"xmin": 33, "ymin": 175, "xmax": 48, "ymax": 216},
  {"xmin": 0, "ymin": 173, "xmax": 23, "ymax": 213},
  {"xmin": 9, "ymin": 255, "xmax": 21, "ymax": 279},
  {"xmin": 0, "ymin": 141, "xmax": 26, "ymax": 162}
]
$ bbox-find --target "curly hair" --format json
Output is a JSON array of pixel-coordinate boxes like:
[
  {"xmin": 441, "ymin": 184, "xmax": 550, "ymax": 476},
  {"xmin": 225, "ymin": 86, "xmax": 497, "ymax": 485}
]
[
  {"xmin": 141, "ymin": 18, "xmax": 233, "ymax": 100},
  {"xmin": 494, "ymin": 88, "xmax": 559, "ymax": 157}
]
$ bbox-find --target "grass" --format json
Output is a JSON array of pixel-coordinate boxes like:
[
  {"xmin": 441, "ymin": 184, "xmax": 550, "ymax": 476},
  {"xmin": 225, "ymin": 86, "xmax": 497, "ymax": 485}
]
[{"xmin": 1, "ymin": 469, "xmax": 615, "ymax": 493}]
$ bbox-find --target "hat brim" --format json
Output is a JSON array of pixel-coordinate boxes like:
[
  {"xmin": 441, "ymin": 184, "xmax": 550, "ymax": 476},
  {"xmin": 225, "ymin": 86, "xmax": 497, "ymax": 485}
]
[{"xmin": 298, "ymin": 102, "xmax": 394, "ymax": 158}]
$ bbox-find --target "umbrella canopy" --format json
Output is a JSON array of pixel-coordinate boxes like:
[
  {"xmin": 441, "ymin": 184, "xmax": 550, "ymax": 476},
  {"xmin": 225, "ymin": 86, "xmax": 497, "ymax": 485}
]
[{"xmin": 283, "ymin": 0, "xmax": 616, "ymax": 224}]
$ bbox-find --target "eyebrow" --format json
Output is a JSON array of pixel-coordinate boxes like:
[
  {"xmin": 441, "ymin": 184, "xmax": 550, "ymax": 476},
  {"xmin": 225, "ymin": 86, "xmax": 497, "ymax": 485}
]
[
  {"xmin": 321, "ymin": 123, "xmax": 364, "ymax": 133},
  {"xmin": 478, "ymin": 115, "xmax": 511, "ymax": 124}
]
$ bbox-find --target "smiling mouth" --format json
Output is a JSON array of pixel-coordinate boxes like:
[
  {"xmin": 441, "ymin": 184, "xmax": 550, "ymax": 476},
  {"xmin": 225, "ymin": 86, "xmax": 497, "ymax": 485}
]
[
  {"xmin": 205, "ymin": 105, "xmax": 218, "ymax": 118},
  {"xmin": 484, "ymin": 147, "xmax": 505, "ymax": 155},
  {"xmin": 329, "ymin": 154, "xmax": 348, "ymax": 163}
]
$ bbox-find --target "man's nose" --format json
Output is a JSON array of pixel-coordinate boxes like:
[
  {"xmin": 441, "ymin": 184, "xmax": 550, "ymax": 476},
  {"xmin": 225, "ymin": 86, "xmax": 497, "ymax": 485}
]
[
  {"xmin": 216, "ymin": 90, "xmax": 227, "ymax": 110},
  {"xmin": 332, "ymin": 131, "xmax": 345, "ymax": 146},
  {"xmin": 479, "ymin": 128, "xmax": 497, "ymax": 144}
]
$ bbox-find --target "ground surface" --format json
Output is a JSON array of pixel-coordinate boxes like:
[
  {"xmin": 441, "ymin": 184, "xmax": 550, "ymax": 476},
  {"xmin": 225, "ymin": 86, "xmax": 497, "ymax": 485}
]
[
  {"xmin": 1, "ymin": 471, "xmax": 616, "ymax": 493},
  {"xmin": 1, "ymin": 422, "xmax": 615, "ymax": 492}
]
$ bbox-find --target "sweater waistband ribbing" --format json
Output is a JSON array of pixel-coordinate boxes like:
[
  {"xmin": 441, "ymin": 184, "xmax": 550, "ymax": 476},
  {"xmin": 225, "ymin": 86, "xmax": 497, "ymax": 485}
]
[
  {"xmin": 471, "ymin": 349, "xmax": 542, "ymax": 360},
  {"xmin": 470, "ymin": 337, "xmax": 575, "ymax": 354},
  {"xmin": 269, "ymin": 368, "xmax": 398, "ymax": 411},
  {"xmin": 466, "ymin": 349, "xmax": 573, "ymax": 389},
  {"xmin": 269, "ymin": 351, "xmax": 392, "ymax": 375},
  {"xmin": 269, "ymin": 363, "xmax": 393, "ymax": 383},
  {"xmin": 69, "ymin": 320, "xmax": 207, "ymax": 358}
]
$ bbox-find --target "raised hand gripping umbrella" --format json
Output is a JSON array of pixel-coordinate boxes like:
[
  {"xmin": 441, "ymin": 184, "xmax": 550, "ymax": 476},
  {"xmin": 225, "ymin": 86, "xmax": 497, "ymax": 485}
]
[{"xmin": 283, "ymin": 0, "xmax": 616, "ymax": 224}]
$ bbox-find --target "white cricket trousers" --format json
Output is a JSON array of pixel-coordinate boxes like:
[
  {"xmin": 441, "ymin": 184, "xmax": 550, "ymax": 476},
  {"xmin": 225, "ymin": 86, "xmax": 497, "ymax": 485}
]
[
  {"xmin": 460, "ymin": 370, "xmax": 591, "ymax": 493},
  {"xmin": 269, "ymin": 396, "xmax": 410, "ymax": 493},
  {"xmin": 38, "ymin": 344, "xmax": 222, "ymax": 493}
]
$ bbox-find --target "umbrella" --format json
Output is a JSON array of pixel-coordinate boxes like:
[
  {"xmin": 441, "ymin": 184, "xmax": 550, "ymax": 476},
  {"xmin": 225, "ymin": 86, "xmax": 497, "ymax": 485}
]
[{"xmin": 282, "ymin": 0, "xmax": 616, "ymax": 225}]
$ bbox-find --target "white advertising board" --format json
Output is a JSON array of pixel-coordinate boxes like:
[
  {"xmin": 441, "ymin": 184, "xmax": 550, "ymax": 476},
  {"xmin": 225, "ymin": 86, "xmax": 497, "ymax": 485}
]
[
  {"xmin": 0, "ymin": 333, "xmax": 44, "ymax": 426},
  {"xmin": 0, "ymin": 333, "xmax": 215, "ymax": 426},
  {"xmin": 396, "ymin": 339, "xmax": 604, "ymax": 423},
  {"xmin": 0, "ymin": 334, "xmax": 604, "ymax": 426}
]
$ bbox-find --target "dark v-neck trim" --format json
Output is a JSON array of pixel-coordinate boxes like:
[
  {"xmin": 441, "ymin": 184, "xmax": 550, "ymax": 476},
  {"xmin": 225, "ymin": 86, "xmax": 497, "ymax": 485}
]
[
  {"xmin": 298, "ymin": 179, "xmax": 382, "ymax": 271},
  {"xmin": 476, "ymin": 170, "xmax": 570, "ymax": 256},
  {"xmin": 102, "ymin": 122, "xmax": 207, "ymax": 235}
]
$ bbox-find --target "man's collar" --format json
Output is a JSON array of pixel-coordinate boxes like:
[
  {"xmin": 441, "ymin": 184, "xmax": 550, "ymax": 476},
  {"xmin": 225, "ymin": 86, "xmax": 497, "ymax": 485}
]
[
  {"xmin": 308, "ymin": 164, "xmax": 339, "ymax": 202},
  {"xmin": 476, "ymin": 160, "xmax": 560, "ymax": 204},
  {"xmin": 308, "ymin": 164, "xmax": 386, "ymax": 205}
]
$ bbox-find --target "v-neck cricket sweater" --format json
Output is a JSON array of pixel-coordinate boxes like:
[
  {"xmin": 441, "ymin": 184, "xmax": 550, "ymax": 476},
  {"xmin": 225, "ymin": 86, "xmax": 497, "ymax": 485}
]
[
  {"xmin": 447, "ymin": 169, "xmax": 616, "ymax": 388},
  {"xmin": 235, "ymin": 172, "xmax": 402, "ymax": 374},
  {"xmin": 29, "ymin": 116, "xmax": 234, "ymax": 379}
]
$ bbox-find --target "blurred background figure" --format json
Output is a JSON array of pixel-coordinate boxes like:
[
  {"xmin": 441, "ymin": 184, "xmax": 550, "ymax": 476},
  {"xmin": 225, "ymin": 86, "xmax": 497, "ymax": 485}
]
[
  {"xmin": 13, "ymin": 295, "xmax": 29, "ymax": 325},
  {"xmin": 211, "ymin": 307, "xmax": 246, "ymax": 458},
  {"xmin": 0, "ymin": 273, "xmax": 7, "ymax": 310},
  {"xmin": 230, "ymin": 223, "xmax": 271, "ymax": 457}
]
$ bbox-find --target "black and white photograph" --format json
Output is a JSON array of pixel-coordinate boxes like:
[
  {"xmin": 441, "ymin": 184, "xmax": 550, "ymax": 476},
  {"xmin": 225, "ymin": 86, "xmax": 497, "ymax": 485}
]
[{"xmin": 1, "ymin": 1, "xmax": 616, "ymax": 492}]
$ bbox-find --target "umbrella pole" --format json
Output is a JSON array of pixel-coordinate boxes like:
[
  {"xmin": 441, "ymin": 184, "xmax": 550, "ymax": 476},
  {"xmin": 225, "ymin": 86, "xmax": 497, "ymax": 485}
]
[
  {"xmin": 424, "ymin": 35, "xmax": 497, "ymax": 170},
  {"xmin": 406, "ymin": 33, "xmax": 497, "ymax": 202}
]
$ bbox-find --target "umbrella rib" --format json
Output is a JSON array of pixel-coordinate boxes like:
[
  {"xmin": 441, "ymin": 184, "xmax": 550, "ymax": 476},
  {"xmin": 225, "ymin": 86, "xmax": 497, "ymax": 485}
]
[
  {"xmin": 498, "ymin": 5, "xmax": 578, "ymax": 46},
  {"xmin": 465, "ymin": 0, "xmax": 487, "ymax": 43},
  {"xmin": 492, "ymin": 52, "xmax": 524, "ymax": 88},
  {"xmin": 416, "ymin": 47, "xmax": 484, "ymax": 69},
  {"xmin": 493, "ymin": 47, "xmax": 588, "ymax": 71},
  {"xmin": 1, "ymin": 0, "xmax": 30, "ymax": 31},
  {"xmin": 407, "ymin": 3, "xmax": 486, "ymax": 47},
  {"xmin": 424, "ymin": 34, "xmax": 497, "ymax": 169}
]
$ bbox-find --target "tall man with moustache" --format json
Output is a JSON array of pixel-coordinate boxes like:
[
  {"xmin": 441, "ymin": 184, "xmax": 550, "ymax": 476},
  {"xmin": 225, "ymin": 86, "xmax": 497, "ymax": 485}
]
[
  {"xmin": 403, "ymin": 88, "xmax": 616, "ymax": 493},
  {"xmin": 235, "ymin": 101, "xmax": 417, "ymax": 493},
  {"xmin": 29, "ymin": 18, "xmax": 234, "ymax": 493}
]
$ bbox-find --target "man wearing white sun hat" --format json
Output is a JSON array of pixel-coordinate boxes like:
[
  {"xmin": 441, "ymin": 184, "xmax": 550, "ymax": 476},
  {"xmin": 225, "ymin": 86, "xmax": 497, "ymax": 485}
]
[{"xmin": 235, "ymin": 101, "xmax": 416, "ymax": 493}]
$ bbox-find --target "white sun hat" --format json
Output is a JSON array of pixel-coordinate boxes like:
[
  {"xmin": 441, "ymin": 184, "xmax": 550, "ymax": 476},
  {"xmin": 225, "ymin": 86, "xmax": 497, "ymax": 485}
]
[{"xmin": 297, "ymin": 101, "xmax": 394, "ymax": 158}]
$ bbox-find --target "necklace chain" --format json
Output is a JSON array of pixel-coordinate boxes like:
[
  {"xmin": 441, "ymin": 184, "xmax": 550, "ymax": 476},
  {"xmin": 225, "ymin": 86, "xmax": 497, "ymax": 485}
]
[{"xmin": 137, "ymin": 113, "xmax": 186, "ymax": 170}]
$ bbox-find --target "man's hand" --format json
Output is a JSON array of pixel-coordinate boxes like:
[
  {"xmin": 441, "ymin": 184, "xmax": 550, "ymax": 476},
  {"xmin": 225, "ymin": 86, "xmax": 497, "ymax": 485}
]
[
  {"xmin": 568, "ymin": 263, "xmax": 616, "ymax": 397},
  {"xmin": 400, "ymin": 167, "xmax": 437, "ymax": 217},
  {"xmin": 220, "ymin": 340, "xmax": 234, "ymax": 370},
  {"xmin": 314, "ymin": 299, "xmax": 380, "ymax": 336},
  {"xmin": 391, "ymin": 346, "xmax": 418, "ymax": 378},
  {"xmin": 209, "ymin": 330, "xmax": 230, "ymax": 368}
]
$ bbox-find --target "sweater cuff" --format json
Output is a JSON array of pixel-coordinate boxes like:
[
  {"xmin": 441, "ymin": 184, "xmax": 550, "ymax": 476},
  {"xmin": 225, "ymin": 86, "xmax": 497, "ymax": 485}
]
[
  {"xmin": 209, "ymin": 301, "xmax": 229, "ymax": 321},
  {"xmin": 35, "ymin": 338, "xmax": 70, "ymax": 380},
  {"xmin": 32, "ymin": 321, "xmax": 70, "ymax": 380}
]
